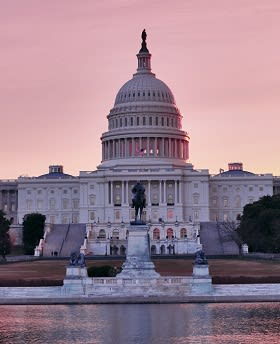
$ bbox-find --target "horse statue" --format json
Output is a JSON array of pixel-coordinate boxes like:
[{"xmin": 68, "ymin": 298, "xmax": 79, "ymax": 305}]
[{"xmin": 131, "ymin": 182, "xmax": 146, "ymax": 223}]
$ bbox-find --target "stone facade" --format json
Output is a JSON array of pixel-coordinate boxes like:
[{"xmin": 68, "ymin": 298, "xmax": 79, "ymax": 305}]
[{"xmin": 0, "ymin": 33, "xmax": 274, "ymax": 255}]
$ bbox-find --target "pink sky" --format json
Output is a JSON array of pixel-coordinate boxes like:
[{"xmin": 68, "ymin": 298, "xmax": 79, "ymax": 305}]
[{"xmin": 1, "ymin": 0, "xmax": 279, "ymax": 178}]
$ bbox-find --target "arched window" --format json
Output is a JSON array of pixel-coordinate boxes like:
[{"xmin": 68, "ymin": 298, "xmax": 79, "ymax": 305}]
[
  {"xmin": 112, "ymin": 229, "xmax": 119, "ymax": 239},
  {"xmin": 98, "ymin": 229, "xmax": 106, "ymax": 239},
  {"xmin": 167, "ymin": 228, "xmax": 173, "ymax": 239},
  {"xmin": 153, "ymin": 228, "xmax": 160, "ymax": 240},
  {"xmin": 180, "ymin": 228, "xmax": 187, "ymax": 239},
  {"xmin": 151, "ymin": 245, "xmax": 157, "ymax": 255}
]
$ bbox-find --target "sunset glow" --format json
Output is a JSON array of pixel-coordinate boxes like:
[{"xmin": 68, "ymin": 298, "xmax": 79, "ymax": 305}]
[{"xmin": 1, "ymin": 0, "xmax": 279, "ymax": 178}]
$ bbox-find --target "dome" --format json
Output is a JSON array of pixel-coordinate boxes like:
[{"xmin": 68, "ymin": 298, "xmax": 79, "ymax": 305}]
[{"xmin": 114, "ymin": 74, "xmax": 176, "ymax": 106}]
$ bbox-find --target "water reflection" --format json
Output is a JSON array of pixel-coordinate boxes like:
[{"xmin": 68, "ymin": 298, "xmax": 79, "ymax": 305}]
[{"xmin": 0, "ymin": 303, "xmax": 280, "ymax": 343}]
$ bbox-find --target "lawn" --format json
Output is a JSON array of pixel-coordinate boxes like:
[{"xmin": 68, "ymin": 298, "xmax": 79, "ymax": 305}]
[{"xmin": 0, "ymin": 257, "xmax": 280, "ymax": 286}]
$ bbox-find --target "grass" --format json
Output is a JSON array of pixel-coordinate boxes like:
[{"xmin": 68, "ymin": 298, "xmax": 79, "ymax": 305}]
[{"xmin": 0, "ymin": 257, "xmax": 280, "ymax": 286}]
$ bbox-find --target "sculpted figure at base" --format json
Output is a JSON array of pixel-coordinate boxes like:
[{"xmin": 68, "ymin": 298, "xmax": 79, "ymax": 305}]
[
  {"xmin": 131, "ymin": 182, "xmax": 146, "ymax": 224},
  {"xmin": 69, "ymin": 252, "xmax": 86, "ymax": 268},
  {"xmin": 194, "ymin": 250, "xmax": 208, "ymax": 265}
]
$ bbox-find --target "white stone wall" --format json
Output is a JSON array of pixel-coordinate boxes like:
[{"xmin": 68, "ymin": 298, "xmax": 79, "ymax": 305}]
[
  {"xmin": 209, "ymin": 174, "xmax": 273, "ymax": 221},
  {"xmin": 17, "ymin": 178, "xmax": 80, "ymax": 224}
]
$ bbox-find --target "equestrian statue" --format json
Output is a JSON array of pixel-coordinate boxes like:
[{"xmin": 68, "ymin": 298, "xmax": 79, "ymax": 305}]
[{"xmin": 131, "ymin": 182, "xmax": 146, "ymax": 224}]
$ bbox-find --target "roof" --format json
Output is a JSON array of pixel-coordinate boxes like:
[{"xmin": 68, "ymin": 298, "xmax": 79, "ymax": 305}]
[
  {"xmin": 214, "ymin": 170, "xmax": 255, "ymax": 177},
  {"xmin": 37, "ymin": 172, "xmax": 76, "ymax": 179}
]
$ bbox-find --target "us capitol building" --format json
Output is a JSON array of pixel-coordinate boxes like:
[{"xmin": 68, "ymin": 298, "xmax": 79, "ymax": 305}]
[{"xmin": 1, "ymin": 31, "xmax": 275, "ymax": 256}]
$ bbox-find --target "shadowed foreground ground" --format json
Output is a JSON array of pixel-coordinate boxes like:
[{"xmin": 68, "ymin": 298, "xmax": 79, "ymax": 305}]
[{"xmin": 0, "ymin": 258, "xmax": 280, "ymax": 286}]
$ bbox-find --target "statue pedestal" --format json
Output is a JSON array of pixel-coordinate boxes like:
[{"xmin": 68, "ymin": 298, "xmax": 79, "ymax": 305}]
[
  {"xmin": 191, "ymin": 264, "xmax": 212, "ymax": 294},
  {"xmin": 118, "ymin": 224, "xmax": 159, "ymax": 278}
]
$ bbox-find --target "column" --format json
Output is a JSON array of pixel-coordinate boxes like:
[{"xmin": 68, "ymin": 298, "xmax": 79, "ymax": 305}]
[
  {"xmin": 178, "ymin": 181, "xmax": 182, "ymax": 203},
  {"xmin": 126, "ymin": 181, "xmax": 129, "ymax": 205},
  {"xmin": 108, "ymin": 140, "xmax": 111, "ymax": 159},
  {"xmin": 110, "ymin": 182, "xmax": 113, "ymax": 205},
  {"xmin": 122, "ymin": 181, "xmax": 125, "ymax": 205},
  {"xmin": 168, "ymin": 138, "xmax": 171, "ymax": 157},
  {"xmin": 174, "ymin": 139, "xmax": 178, "ymax": 158},
  {"xmin": 175, "ymin": 181, "xmax": 178, "ymax": 204},
  {"xmin": 105, "ymin": 182, "xmax": 109, "ymax": 205},
  {"xmin": 163, "ymin": 181, "xmax": 166, "ymax": 203},
  {"xmin": 132, "ymin": 138, "xmax": 135, "ymax": 157},
  {"xmin": 148, "ymin": 180, "xmax": 151, "ymax": 205},
  {"xmin": 159, "ymin": 181, "xmax": 162, "ymax": 204}
]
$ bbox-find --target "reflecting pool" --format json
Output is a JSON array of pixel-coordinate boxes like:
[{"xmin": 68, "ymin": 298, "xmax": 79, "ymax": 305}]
[{"xmin": 1, "ymin": 303, "xmax": 280, "ymax": 343}]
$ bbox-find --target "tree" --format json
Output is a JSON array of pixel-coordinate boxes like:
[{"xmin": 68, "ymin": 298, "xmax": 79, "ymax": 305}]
[
  {"xmin": 217, "ymin": 219, "xmax": 243, "ymax": 252},
  {"xmin": 23, "ymin": 213, "xmax": 46, "ymax": 254},
  {"xmin": 237, "ymin": 195, "xmax": 280, "ymax": 253},
  {"xmin": 0, "ymin": 210, "xmax": 12, "ymax": 260}
]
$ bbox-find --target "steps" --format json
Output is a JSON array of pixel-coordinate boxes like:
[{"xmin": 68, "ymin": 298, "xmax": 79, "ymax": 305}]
[
  {"xmin": 43, "ymin": 224, "xmax": 86, "ymax": 257},
  {"xmin": 200, "ymin": 222, "xmax": 239, "ymax": 255}
]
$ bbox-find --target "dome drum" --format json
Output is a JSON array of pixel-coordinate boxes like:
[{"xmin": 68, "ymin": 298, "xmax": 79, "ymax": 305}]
[{"xmin": 100, "ymin": 30, "xmax": 190, "ymax": 167}]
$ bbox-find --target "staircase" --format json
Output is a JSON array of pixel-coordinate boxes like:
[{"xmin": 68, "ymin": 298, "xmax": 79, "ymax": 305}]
[
  {"xmin": 200, "ymin": 222, "xmax": 239, "ymax": 255},
  {"xmin": 43, "ymin": 224, "xmax": 86, "ymax": 257},
  {"xmin": 59, "ymin": 224, "xmax": 86, "ymax": 257}
]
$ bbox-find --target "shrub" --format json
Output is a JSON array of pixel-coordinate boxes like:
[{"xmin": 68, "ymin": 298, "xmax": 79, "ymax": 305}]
[{"xmin": 87, "ymin": 265, "xmax": 120, "ymax": 277}]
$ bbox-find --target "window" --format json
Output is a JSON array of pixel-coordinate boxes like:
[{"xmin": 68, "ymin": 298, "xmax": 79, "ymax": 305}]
[
  {"xmin": 89, "ymin": 211, "xmax": 95, "ymax": 221},
  {"xmin": 259, "ymin": 186, "xmax": 263, "ymax": 191},
  {"xmin": 212, "ymin": 198, "xmax": 217, "ymax": 207},
  {"xmin": 72, "ymin": 214, "xmax": 79, "ymax": 224},
  {"xmin": 223, "ymin": 198, "xmax": 228, "ymax": 207},
  {"xmin": 37, "ymin": 200, "xmax": 43, "ymax": 210},
  {"xmin": 115, "ymin": 210, "xmax": 120, "ymax": 220},
  {"xmin": 3, "ymin": 204, "xmax": 8, "ymax": 212},
  {"xmin": 62, "ymin": 198, "xmax": 69, "ymax": 209},
  {"xmin": 152, "ymin": 194, "xmax": 159, "ymax": 205},
  {"xmin": 73, "ymin": 199, "xmax": 79, "ymax": 209},
  {"xmin": 143, "ymin": 117, "xmax": 146, "ymax": 125},
  {"xmin": 180, "ymin": 228, "xmax": 187, "ymax": 239},
  {"xmin": 249, "ymin": 186, "xmax": 253, "ymax": 192},
  {"xmin": 193, "ymin": 193, "xmax": 199, "ymax": 205},
  {"xmin": 26, "ymin": 200, "xmax": 32, "ymax": 210},
  {"xmin": 155, "ymin": 117, "xmax": 158, "ymax": 126},
  {"xmin": 194, "ymin": 183, "xmax": 198, "ymax": 189},
  {"xmin": 89, "ymin": 195, "xmax": 96, "ymax": 206},
  {"xmin": 136, "ymin": 117, "xmax": 139, "ymax": 125},
  {"xmin": 114, "ymin": 194, "xmax": 121, "ymax": 205},
  {"xmin": 112, "ymin": 229, "xmax": 119, "ymax": 239},
  {"xmin": 235, "ymin": 196, "xmax": 241, "ymax": 208},
  {"xmin": 62, "ymin": 216, "xmax": 69, "ymax": 224},
  {"xmin": 167, "ymin": 194, "xmax": 174, "ymax": 205},
  {"xmin": 149, "ymin": 117, "xmax": 152, "ymax": 125},
  {"xmin": 63, "ymin": 190, "xmax": 68, "ymax": 194},
  {"xmin": 223, "ymin": 187, "xmax": 228, "ymax": 193},
  {"xmin": 223, "ymin": 213, "xmax": 228, "ymax": 221},
  {"xmin": 153, "ymin": 228, "xmax": 160, "ymax": 240},
  {"xmin": 49, "ymin": 198, "xmax": 56, "ymax": 210},
  {"xmin": 167, "ymin": 208, "xmax": 174, "ymax": 219},
  {"xmin": 98, "ymin": 229, "xmax": 106, "ymax": 239},
  {"xmin": 166, "ymin": 228, "xmax": 173, "ymax": 239},
  {"xmin": 194, "ymin": 210, "xmax": 199, "ymax": 220}
]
